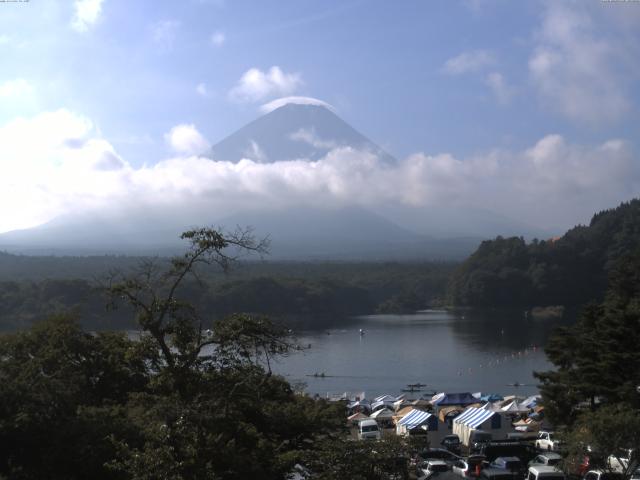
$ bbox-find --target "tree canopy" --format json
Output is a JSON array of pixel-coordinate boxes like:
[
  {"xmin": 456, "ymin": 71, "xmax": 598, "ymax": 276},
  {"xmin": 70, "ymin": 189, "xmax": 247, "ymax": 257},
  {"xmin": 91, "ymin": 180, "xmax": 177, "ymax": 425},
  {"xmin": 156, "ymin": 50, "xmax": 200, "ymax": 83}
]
[
  {"xmin": 0, "ymin": 228, "xmax": 355, "ymax": 479},
  {"xmin": 535, "ymin": 250, "xmax": 640, "ymax": 480},
  {"xmin": 447, "ymin": 199, "xmax": 640, "ymax": 307}
]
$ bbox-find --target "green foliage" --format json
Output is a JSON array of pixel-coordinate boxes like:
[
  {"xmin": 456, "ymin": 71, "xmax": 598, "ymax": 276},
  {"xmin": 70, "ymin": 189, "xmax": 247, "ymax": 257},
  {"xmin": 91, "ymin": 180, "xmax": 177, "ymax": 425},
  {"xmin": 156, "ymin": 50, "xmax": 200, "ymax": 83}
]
[
  {"xmin": 447, "ymin": 199, "xmax": 640, "ymax": 307},
  {"xmin": 0, "ymin": 228, "xmax": 361, "ymax": 479},
  {"xmin": 301, "ymin": 435, "xmax": 410, "ymax": 480},
  {"xmin": 0, "ymin": 315, "xmax": 151, "ymax": 479},
  {"xmin": 0, "ymin": 261, "xmax": 454, "ymax": 331},
  {"xmin": 535, "ymin": 250, "xmax": 640, "ymax": 427},
  {"xmin": 562, "ymin": 407, "xmax": 640, "ymax": 480}
]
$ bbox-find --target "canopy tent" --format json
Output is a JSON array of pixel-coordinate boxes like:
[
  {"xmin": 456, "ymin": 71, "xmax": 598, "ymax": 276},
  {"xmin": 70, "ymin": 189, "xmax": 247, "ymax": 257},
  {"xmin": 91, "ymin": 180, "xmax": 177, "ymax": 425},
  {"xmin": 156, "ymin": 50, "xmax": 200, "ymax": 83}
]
[
  {"xmin": 347, "ymin": 400, "xmax": 371, "ymax": 414},
  {"xmin": 370, "ymin": 408, "xmax": 394, "ymax": 420},
  {"xmin": 372, "ymin": 399, "xmax": 396, "ymax": 412},
  {"xmin": 453, "ymin": 407, "xmax": 515, "ymax": 445},
  {"xmin": 347, "ymin": 412, "xmax": 369, "ymax": 426},
  {"xmin": 438, "ymin": 406, "xmax": 463, "ymax": 423},
  {"xmin": 328, "ymin": 391, "xmax": 366, "ymax": 402},
  {"xmin": 481, "ymin": 393, "xmax": 505, "ymax": 403},
  {"xmin": 374, "ymin": 394, "xmax": 400, "ymax": 403},
  {"xmin": 393, "ymin": 399, "xmax": 411, "ymax": 411},
  {"xmin": 398, "ymin": 409, "xmax": 432, "ymax": 429},
  {"xmin": 501, "ymin": 401, "xmax": 530, "ymax": 413},
  {"xmin": 371, "ymin": 407, "xmax": 394, "ymax": 427},
  {"xmin": 519, "ymin": 395, "xmax": 541, "ymax": 410},
  {"xmin": 432, "ymin": 392, "xmax": 478, "ymax": 407},
  {"xmin": 513, "ymin": 417, "xmax": 540, "ymax": 432},
  {"xmin": 396, "ymin": 409, "xmax": 449, "ymax": 443}
]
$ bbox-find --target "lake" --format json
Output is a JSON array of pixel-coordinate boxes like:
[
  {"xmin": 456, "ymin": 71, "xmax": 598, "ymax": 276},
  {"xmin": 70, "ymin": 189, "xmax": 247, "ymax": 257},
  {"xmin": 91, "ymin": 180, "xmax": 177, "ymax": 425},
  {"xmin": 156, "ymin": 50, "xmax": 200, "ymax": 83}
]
[{"xmin": 273, "ymin": 309, "xmax": 573, "ymax": 399}]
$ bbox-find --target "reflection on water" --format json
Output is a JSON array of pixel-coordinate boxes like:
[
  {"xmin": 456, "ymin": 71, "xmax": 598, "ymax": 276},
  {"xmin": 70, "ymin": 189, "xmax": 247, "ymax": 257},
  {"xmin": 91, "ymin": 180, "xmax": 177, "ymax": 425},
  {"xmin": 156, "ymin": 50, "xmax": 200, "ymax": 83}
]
[{"xmin": 273, "ymin": 308, "xmax": 574, "ymax": 399}]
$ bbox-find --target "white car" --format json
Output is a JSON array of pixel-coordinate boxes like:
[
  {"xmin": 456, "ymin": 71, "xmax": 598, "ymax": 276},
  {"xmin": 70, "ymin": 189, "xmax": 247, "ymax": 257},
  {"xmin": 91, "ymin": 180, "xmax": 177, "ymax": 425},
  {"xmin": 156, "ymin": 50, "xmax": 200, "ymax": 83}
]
[
  {"xmin": 607, "ymin": 449, "xmax": 635, "ymax": 473},
  {"xmin": 417, "ymin": 460, "xmax": 449, "ymax": 479},
  {"xmin": 527, "ymin": 465, "xmax": 566, "ymax": 480},
  {"xmin": 536, "ymin": 432, "xmax": 562, "ymax": 451},
  {"xmin": 529, "ymin": 453, "xmax": 563, "ymax": 468},
  {"xmin": 583, "ymin": 470, "xmax": 624, "ymax": 480}
]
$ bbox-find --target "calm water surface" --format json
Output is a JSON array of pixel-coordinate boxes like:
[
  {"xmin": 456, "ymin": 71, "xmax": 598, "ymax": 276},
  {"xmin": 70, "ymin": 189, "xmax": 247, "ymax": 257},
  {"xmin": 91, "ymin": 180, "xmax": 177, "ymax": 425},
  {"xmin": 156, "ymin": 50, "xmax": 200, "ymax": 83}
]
[{"xmin": 273, "ymin": 309, "xmax": 572, "ymax": 399}]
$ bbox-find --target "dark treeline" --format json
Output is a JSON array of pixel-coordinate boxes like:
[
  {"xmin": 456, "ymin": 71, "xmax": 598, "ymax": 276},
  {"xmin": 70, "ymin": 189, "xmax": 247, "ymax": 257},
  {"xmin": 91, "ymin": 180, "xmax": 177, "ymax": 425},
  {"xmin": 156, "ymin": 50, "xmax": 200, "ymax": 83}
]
[
  {"xmin": 447, "ymin": 199, "xmax": 640, "ymax": 307},
  {"xmin": 0, "ymin": 260, "xmax": 455, "ymax": 331}
]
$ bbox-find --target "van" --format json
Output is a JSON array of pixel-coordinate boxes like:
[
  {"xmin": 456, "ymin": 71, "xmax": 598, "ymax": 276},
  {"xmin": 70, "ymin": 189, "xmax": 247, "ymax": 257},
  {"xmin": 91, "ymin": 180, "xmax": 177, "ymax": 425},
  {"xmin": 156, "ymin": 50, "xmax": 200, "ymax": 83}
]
[
  {"xmin": 526, "ymin": 465, "xmax": 566, "ymax": 480},
  {"xmin": 358, "ymin": 419, "xmax": 381, "ymax": 440}
]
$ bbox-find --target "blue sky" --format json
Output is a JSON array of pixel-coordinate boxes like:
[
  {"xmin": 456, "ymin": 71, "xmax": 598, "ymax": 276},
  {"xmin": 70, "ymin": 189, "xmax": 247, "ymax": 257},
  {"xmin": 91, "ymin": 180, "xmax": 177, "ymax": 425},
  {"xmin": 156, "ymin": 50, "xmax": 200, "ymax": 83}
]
[{"xmin": 0, "ymin": 0, "xmax": 639, "ymax": 234}]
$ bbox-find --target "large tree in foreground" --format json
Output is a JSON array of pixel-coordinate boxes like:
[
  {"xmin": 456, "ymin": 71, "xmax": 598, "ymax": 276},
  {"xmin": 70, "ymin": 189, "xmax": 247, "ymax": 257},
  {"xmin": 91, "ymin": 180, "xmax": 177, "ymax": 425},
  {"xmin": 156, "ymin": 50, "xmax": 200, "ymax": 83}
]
[
  {"xmin": 535, "ymin": 250, "xmax": 640, "ymax": 427},
  {"xmin": 536, "ymin": 251, "xmax": 640, "ymax": 480},
  {"xmin": 0, "ymin": 228, "xmax": 348, "ymax": 480}
]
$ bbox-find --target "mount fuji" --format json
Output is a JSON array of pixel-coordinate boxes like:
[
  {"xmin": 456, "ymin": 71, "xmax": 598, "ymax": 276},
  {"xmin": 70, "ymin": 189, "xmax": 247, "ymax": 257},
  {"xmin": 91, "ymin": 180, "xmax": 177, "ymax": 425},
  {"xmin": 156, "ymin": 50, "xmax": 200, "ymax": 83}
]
[
  {"xmin": 209, "ymin": 99, "xmax": 395, "ymax": 163},
  {"xmin": 0, "ymin": 98, "xmax": 542, "ymax": 259}
]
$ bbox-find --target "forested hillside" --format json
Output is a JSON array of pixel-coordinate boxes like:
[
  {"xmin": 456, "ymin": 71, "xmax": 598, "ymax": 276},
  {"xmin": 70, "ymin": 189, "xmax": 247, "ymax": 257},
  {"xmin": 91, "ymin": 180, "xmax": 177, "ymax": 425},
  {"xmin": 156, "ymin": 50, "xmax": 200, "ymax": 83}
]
[
  {"xmin": 0, "ymin": 259, "xmax": 454, "ymax": 331},
  {"xmin": 447, "ymin": 199, "xmax": 640, "ymax": 307}
]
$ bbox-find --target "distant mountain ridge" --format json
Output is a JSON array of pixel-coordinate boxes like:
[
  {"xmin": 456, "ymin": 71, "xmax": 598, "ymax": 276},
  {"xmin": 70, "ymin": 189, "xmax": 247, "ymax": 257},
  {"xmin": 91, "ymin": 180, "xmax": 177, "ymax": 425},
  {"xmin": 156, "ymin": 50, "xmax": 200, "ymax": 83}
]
[{"xmin": 446, "ymin": 199, "xmax": 640, "ymax": 307}]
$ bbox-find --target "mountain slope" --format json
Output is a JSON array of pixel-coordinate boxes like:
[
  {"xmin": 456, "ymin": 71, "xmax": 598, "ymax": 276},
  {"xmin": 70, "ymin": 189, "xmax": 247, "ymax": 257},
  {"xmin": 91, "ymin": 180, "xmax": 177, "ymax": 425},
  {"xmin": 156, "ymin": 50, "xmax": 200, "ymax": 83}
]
[
  {"xmin": 218, "ymin": 206, "xmax": 481, "ymax": 260},
  {"xmin": 209, "ymin": 102, "xmax": 395, "ymax": 163}
]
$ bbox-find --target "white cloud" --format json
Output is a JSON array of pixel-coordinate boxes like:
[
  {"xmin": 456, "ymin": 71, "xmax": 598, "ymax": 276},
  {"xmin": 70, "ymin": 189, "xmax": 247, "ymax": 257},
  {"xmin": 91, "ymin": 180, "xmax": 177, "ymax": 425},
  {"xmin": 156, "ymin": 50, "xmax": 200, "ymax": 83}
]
[
  {"xmin": 0, "ymin": 35, "xmax": 10, "ymax": 45},
  {"xmin": 0, "ymin": 79, "xmax": 33, "ymax": 98},
  {"xmin": 0, "ymin": 109, "xmax": 637, "ymax": 235},
  {"xmin": 528, "ymin": 3, "xmax": 633, "ymax": 124},
  {"xmin": 290, "ymin": 128, "xmax": 338, "ymax": 150},
  {"xmin": 196, "ymin": 83, "xmax": 209, "ymax": 97},
  {"xmin": 164, "ymin": 124, "xmax": 210, "ymax": 155},
  {"xmin": 210, "ymin": 31, "xmax": 225, "ymax": 47},
  {"xmin": 260, "ymin": 96, "xmax": 335, "ymax": 113},
  {"xmin": 229, "ymin": 66, "xmax": 302, "ymax": 103},
  {"xmin": 442, "ymin": 50, "xmax": 495, "ymax": 75},
  {"xmin": 71, "ymin": 0, "xmax": 105, "ymax": 32},
  {"xmin": 151, "ymin": 20, "xmax": 181, "ymax": 50},
  {"xmin": 485, "ymin": 72, "xmax": 514, "ymax": 105}
]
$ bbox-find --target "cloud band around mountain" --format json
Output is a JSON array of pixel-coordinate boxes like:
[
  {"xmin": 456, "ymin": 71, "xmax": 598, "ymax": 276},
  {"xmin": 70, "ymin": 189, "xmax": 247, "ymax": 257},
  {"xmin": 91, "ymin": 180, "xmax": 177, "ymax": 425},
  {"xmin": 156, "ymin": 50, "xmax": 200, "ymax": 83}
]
[{"xmin": 0, "ymin": 108, "xmax": 637, "ymax": 235}]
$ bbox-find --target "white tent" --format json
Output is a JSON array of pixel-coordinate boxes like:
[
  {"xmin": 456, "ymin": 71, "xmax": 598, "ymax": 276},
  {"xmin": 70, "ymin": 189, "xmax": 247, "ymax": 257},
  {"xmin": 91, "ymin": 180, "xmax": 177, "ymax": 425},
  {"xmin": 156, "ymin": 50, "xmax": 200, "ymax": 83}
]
[
  {"xmin": 370, "ymin": 408, "xmax": 394, "ymax": 420},
  {"xmin": 501, "ymin": 400, "xmax": 529, "ymax": 413},
  {"xmin": 347, "ymin": 412, "xmax": 369, "ymax": 426},
  {"xmin": 396, "ymin": 409, "xmax": 449, "ymax": 444},
  {"xmin": 370, "ymin": 408, "xmax": 395, "ymax": 427},
  {"xmin": 453, "ymin": 407, "xmax": 515, "ymax": 446},
  {"xmin": 372, "ymin": 397, "xmax": 397, "ymax": 412},
  {"xmin": 347, "ymin": 400, "xmax": 371, "ymax": 414}
]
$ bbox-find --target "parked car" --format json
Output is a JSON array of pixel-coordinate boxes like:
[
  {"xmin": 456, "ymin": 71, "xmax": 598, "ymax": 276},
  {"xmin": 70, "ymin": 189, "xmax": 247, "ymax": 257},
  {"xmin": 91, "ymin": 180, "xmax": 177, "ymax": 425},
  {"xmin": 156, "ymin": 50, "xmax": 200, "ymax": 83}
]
[
  {"xmin": 357, "ymin": 419, "xmax": 381, "ymax": 440},
  {"xmin": 442, "ymin": 435, "xmax": 462, "ymax": 455},
  {"xmin": 490, "ymin": 456, "xmax": 524, "ymax": 475},
  {"xmin": 453, "ymin": 455, "xmax": 486, "ymax": 478},
  {"xmin": 417, "ymin": 460, "xmax": 450, "ymax": 479},
  {"xmin": 529, "ymin": 453, "xmax": 563, "ymax": 468},
  {"xmin": 536, "ymin": 432, "xmax": 563, "ymax": 451},
  {"xmin": 583, "ymin": 470, "xmax": 624, "ymax": 480},
  {"xmin": 420, "ymin": 448, "xmax": 462, "ymax": 466},
  {"xmin": 527, "ymin": 465, "xmax": 566, "ymax": 480},
  {"xmin": 477, "ymin": 441, "xmax": 538, "ymax": 465},
  {"xmin": 478, "ymin": 467, "xmax": 519, "ymax": 480},
  {"xmin": 607, "ymin": 449, "xmax": 635, "ymax": 473}
]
